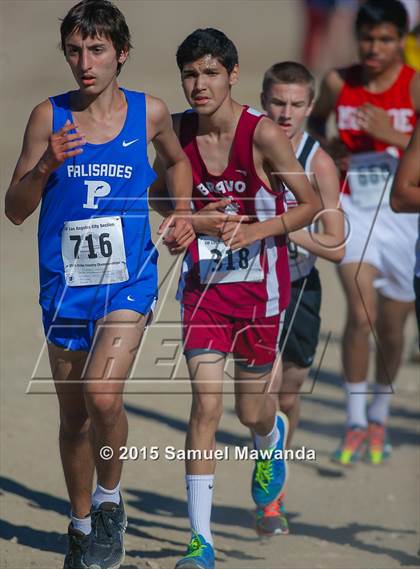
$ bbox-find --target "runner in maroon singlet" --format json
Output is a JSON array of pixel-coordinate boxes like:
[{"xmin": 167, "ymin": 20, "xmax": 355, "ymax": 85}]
[{"xmin": 150, "ymin": 29, "xmax": 319, "ymax": 569}]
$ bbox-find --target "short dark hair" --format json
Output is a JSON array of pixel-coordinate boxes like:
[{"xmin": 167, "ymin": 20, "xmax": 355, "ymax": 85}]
[
  {"xmin": 60, "ymin": 0, "xmax": 132, "ymax": 75},
  {"xmin": 262, "ymin": 61, "xmax": 315, "ymax": 102},
  {"xmin": 355, "ymin": 0, "xmax": 408, "ymax": 37},
  {"xmin": 176, "ymin": 28, "xmax": 238, "ymax": 73}
]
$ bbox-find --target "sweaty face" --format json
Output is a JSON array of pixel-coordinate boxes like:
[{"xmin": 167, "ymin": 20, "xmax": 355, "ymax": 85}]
[
  {"xmin": 357, "ymin": 23, "xmax": 405, "ymax": 74},
  {"xmin": 262, "ymin": 83, "xmax": 313, "ymax": 140},
  {"xmin": 181, "ymin": 55, "xmax": 238, "ymax": 115},
  {"xmin": 64, "ymin": 30, "xmax": 127, "ymax": 93}
]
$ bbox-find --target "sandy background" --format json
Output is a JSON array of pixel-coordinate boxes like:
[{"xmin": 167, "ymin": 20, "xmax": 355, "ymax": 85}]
[{"xmin": 1, "ymin": 1, "xmax": 419, "ymax": 568}]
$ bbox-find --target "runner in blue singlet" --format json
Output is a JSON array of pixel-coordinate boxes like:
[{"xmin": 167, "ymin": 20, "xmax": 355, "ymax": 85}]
[{"xmin": 4, "ymin": 2, "xmax": 193, "ymax": 568}]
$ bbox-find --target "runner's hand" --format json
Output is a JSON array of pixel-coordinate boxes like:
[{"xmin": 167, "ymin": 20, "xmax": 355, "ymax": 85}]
[
  {"xmin": 356, "ymin": 103, "xmax": 394, "ymax": 141},
  {"xmin": 220, "ymin": 221, "xmax": 258, "ymax": 251},
  {"xmin": 193, "ymin": 199, "xmax": 250, "ymax": 236},
  {"xmin": 158, "ymin": 214, "xmax": 195, "ymax": 255},
  {"xmin": 38, "ymin": 120, "xmax": 85, "ymax": 175}
]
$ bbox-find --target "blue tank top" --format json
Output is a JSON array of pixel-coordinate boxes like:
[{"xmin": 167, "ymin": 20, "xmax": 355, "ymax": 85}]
[{"xmin": 38, "ymin": 88, "xmax": 157, "ymax": 320}]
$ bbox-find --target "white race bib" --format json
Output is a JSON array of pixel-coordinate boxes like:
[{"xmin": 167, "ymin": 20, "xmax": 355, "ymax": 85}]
[
  {"xmin": 61, "ymin": 216, "xmax": 129, "ymax": 287},
  {"xmin": 348, "ymin": 151, "xmax": 397, "ymax": 209},
  {"xmin": 198, "ymin": 235, "xmax": 263, "ymax": 284}
]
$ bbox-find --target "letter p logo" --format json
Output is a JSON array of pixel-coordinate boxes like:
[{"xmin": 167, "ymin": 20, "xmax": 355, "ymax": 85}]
[{"xmin": 83, "ymin": 180, "xmax": 111, "ymax": 209}]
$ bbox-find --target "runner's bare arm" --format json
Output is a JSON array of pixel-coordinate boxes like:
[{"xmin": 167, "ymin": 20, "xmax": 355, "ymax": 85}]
[
  {"xmin": 221, "ymin": 119, "xmax": 320, "ymax": 250},
  {"xmin": 255, "ymin": 118, "xmax": 320, "ymax": 233},
  {"xmin": 149, "ymin": 113, "xmax": 184, "ymax": 217},
  {"xmin": 5, "ymin": 100, "xmax": 85, "ymax": 225},
  {"xmin": 288, "ymin": 148, "xmax": 345, "ymax": 262},
  {"xmin": 147, "ymin": 106, "xmax": 194, "ymax": 253},
  {"xmin": 148, "ymin": 164, "xmax": 248, "ymax": 236},
  {"xmin": 148, "ymin": 99, "xmax": 192, "ymax": 215},
  {"xmin": 308, "ymin": 69, "xmax": 343, "ymax": 141},
  {"xmin": 148, "ymin": 157, "xmax": 175, "ymax": 217},
  {"xmin": 390, "ymin": 122, "xmax": 420, "ymax": 213}
]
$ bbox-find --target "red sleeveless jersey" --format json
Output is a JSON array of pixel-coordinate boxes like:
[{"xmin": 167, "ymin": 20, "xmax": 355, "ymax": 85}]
[
  {"xmin": 335, "ymin": 64, "xmax": 417, "ymax": 194},
  {"xmin": 178, "ymin": 106, "xmax": 290, "ymax": 318}
]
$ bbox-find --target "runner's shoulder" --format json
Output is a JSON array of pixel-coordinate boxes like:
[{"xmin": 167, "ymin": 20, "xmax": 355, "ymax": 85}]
[
  {"xmin": 145, "ymin": 94, "xmax": 171, "ymax": 124},
  {"xmin": 323, "ymin": 67, "xmax": 349, "ymax": 95},
  {"xmin": 26, "ymin": 99, "xmax": 53, "ymax": 141},
  {"xmin": 254, "ymin": 115, "xmax": 288, "ymax": 149},
  {"xmin": 145, "ymin": 94, "xmax": 169, "ymax": 113},
  {"xmin": 311, "ymin": 145, "xmax": 338, "ymax": 177}
]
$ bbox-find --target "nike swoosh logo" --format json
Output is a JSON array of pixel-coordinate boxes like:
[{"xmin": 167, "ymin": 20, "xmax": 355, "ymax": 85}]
[
  {"xmin": 127, "ymin": 295, "xmax": 136, "ymax": 302},
  {"xmin": 122, "ymin": 138, "xmax": 139, "ymax": 147},
  {"xmin": 236, "ymin": 169, "xmax": 247, "ymax": 176}
]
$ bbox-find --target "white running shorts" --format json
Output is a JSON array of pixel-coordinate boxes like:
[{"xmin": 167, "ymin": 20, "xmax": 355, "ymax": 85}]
[{"xmin": 340, "ymin": 193, "xmax": 418, "ymax": 302}]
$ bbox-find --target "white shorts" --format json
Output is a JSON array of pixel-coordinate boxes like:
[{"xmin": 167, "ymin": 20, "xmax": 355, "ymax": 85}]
[{"xmin": 341, "ymin": 194, "xmax": 418, "ymax": 302}]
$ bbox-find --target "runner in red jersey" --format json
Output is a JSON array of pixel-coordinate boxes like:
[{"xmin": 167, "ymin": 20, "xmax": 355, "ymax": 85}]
[
  {"xmin": 150, "ymin": 29, "xmax": 318, "ymax": 569},
  {"xmin": 310, "ymin": 0, "xmax": 420, "ymax": 466}
]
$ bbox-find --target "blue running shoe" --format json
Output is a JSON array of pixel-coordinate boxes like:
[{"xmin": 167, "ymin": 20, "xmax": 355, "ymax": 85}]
[
  {"xmin": 63, "ymin": 524, "xmax": 89, "ymax": 569},
  {"xmin": 175, "ymin": 533, "xmax": 215, "ymax": 569},
  {"xmin": 83, "ymin": 494, "xmax": 127, "ymax": 569},
  {"xmin": 251, "ymin": 412, "xmax": 289, "ymax": 507}
]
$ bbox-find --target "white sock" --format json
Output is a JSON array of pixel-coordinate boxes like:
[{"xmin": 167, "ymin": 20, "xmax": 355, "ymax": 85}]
[
  {"xmin": 70, "ymin": 513, "xmax": 92, "ymax": 535},
  {"xmin": 368, "ymin": 382, "xmax": 393, "ymax": 425},
  {"xmin": 345, "ymin": 381, "xmax": 368, "ymax": 428},
  {"xmin": 186, "ymin": 474, "xmax": 214, "ymax": 546},
  {"xmin": 253, "ymin": 418, "xmax": 279, "ymax": 450},
  {"xmin": 92, "ymin": 483, "xmax": 121, "ymax": 508}
]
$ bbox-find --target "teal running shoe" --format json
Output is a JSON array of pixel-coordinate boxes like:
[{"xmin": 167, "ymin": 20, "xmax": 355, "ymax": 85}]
[
  {"xmin": 175, "ymin": 533, "xmax": 215, "ymax": 569},
  {"xmin": 251, "ymin": 412, "xmax": 289, "ymax": 507}
]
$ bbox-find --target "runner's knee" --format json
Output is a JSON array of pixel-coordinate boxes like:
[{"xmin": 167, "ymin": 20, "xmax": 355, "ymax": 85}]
[
  {"xmin": 235, "ymin": 400, "xmax": 267, "ymax": 429},
  {"xmin": 86, "ymin": 394, "xmax": 124, "ymax": 427},
  {"xmin": 348, "ymin": 303, "xmax": 376, "ymax": 332},
  {"xmin": 190, "ymin": 395, "xmax": 223, "ymax": 429},
  {"xmin": 59, "ymin": 410, "xmax": 89, "ymax": 438},
  {"xmin": 377, "ymin": 325, "xmax": 404, "ymax": 350},
  {"xmin": 279, "ymin": 392, "xmax": 298, "ymax": 414}
]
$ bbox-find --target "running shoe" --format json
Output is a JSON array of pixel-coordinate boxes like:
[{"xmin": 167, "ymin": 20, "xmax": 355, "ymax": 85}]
[
  {"xmin": 175, "ymin": 532, "xmax": 215, "ymax": 569},
  {"xmin": 365, "ymin": 422, "xmax": 392, "ymax": 465},
  {"xmin": 63, "ymin": 524, "xmax": 89, "ymax": 569},
  {"xmin": 331, "ymin": 426, "xmax": 368, "ymax": 466},
  {"xmin": 251, "ymin": 412, "xmax": 289, "ymax": 507},
  {"xmin": 255, "ymin": 493, "xmax": 289, "ymax": 536},
  {"xmin": 83, "ymin": 494, "xmax": 127, "ymax": 569}
]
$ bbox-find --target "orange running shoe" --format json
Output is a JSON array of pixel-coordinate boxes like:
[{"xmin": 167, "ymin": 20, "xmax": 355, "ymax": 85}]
[
  {"xmin": 255, "ymin": 493, "xmax": 289, "ymax": 536},
  {"xmin": 331, "ymin": 426, "xmax": 368, "ymax": 466},
  {"xmin": 365, "ymin": 422, "xmax": 392, "ymax": 465}
]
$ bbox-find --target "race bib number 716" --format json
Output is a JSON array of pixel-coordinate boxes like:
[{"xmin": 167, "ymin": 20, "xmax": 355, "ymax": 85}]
[{"xmin": 61, "ymin": 216, "xmax": 129, "ymax": 287}]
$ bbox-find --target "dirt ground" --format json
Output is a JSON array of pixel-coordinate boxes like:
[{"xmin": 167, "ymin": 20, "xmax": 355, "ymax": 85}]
[{"xmin": 1, "ymin": 2, "xmax": 419, "ymax": 568}]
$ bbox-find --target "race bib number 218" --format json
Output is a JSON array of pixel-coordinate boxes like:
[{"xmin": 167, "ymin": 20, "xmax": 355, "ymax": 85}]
[{"xmin": 198, "ymin": 235, "xmax": 263, "ymax": 284}]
